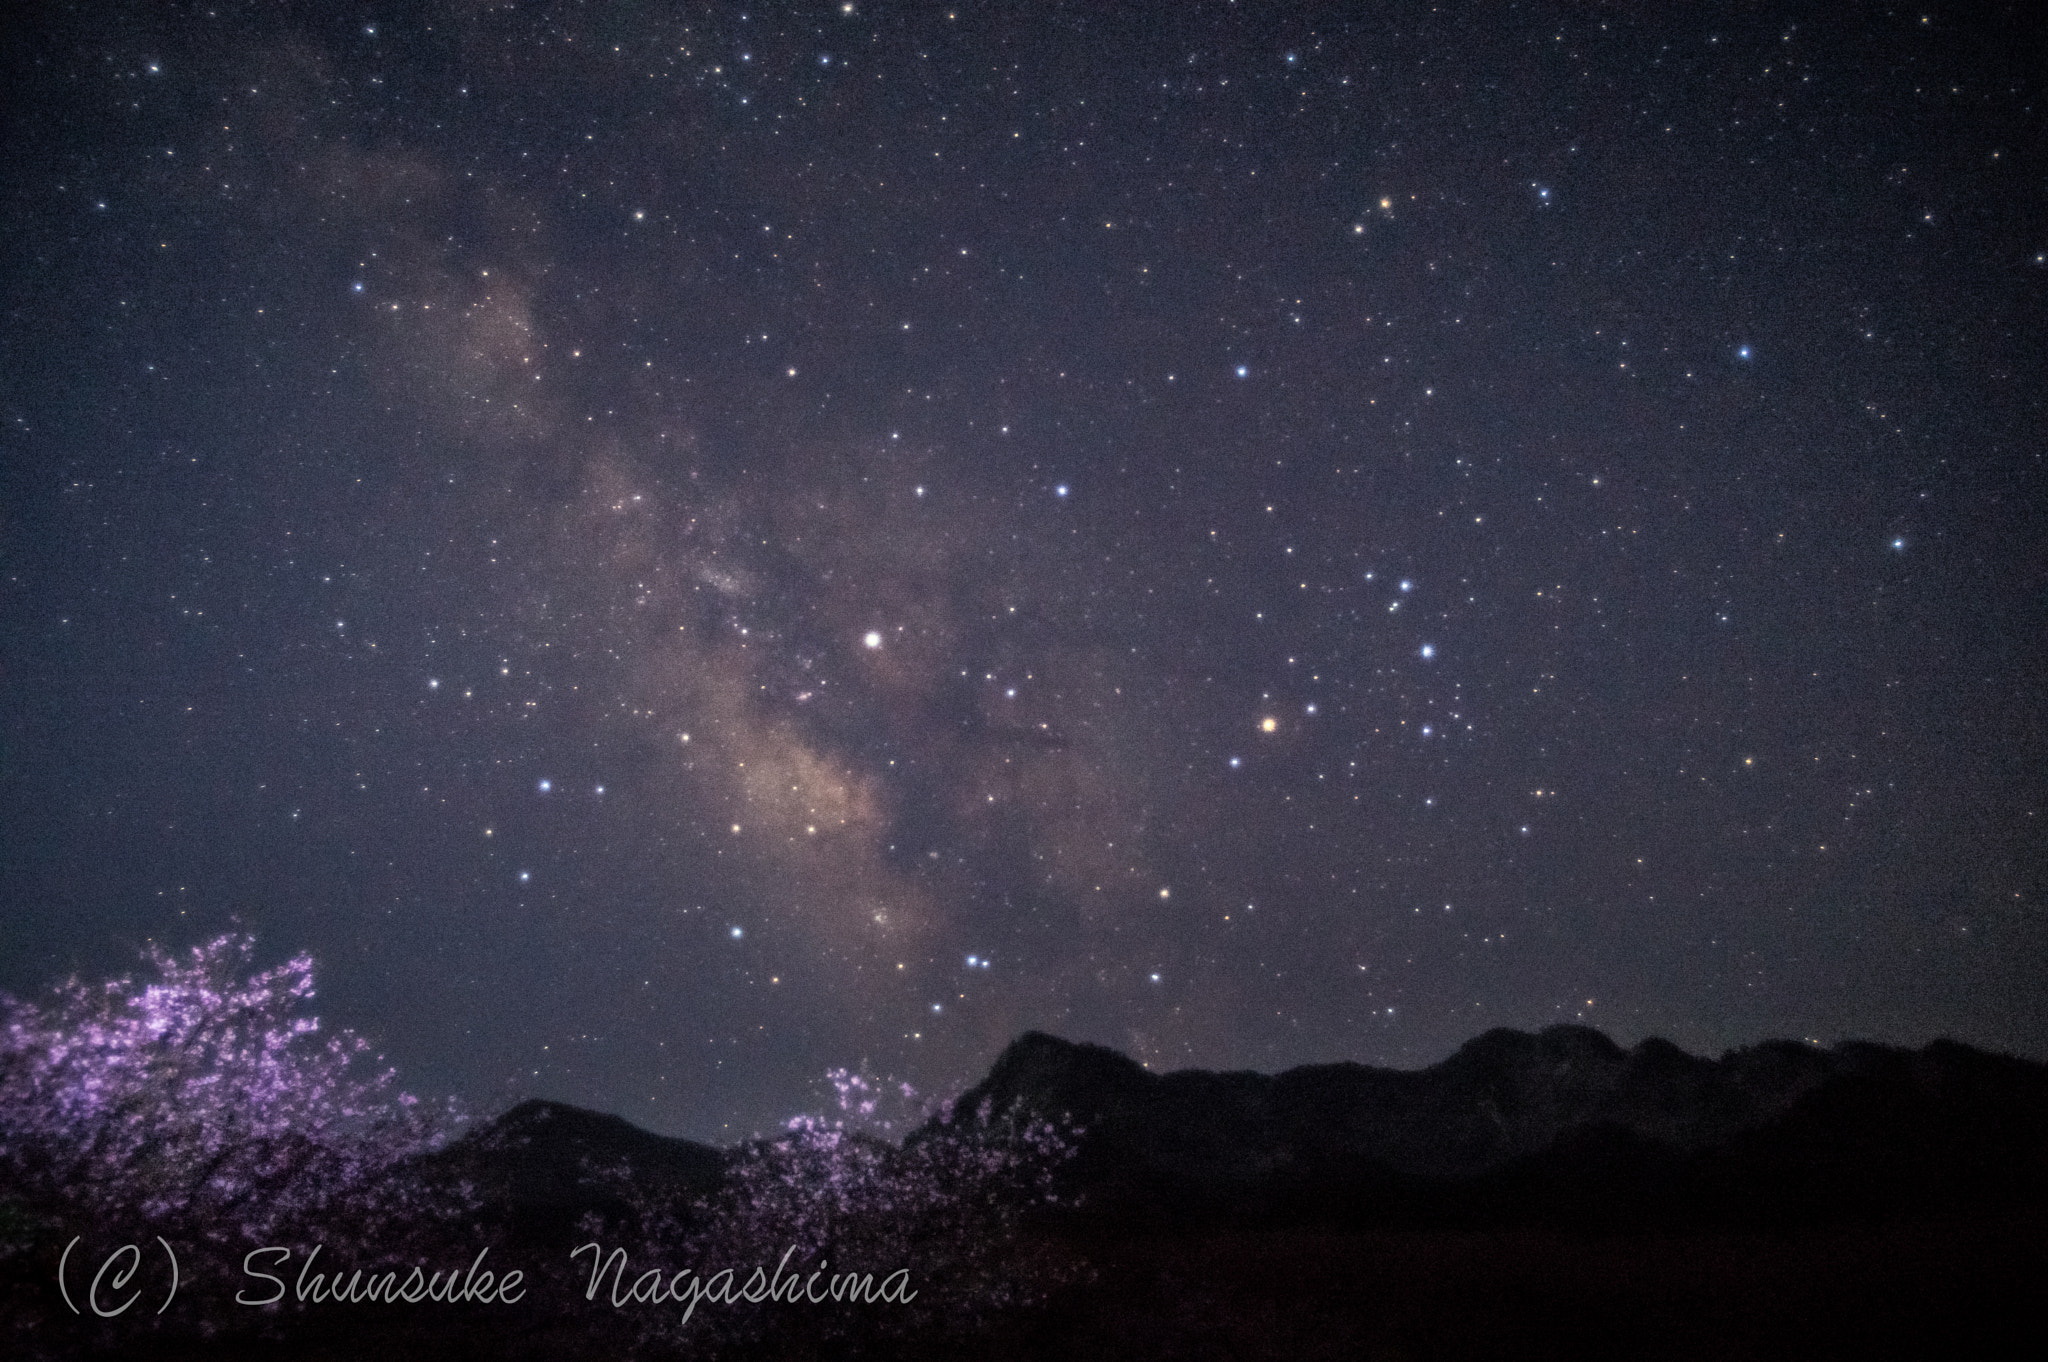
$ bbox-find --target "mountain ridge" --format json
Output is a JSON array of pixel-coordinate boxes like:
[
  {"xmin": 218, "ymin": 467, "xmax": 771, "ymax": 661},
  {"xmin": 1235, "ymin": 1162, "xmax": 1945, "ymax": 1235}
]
[
  {"xmin": 444, "ymin": 1026, "xmax": 2048, "ymax": 1234},
  {"xmin": 933, "ymin": 1025, "xmax": 2048, "ymax": 1228},
  {"xmin": 946, "ymin": 1024, "xmax": 1915, "ymax": 1176}
]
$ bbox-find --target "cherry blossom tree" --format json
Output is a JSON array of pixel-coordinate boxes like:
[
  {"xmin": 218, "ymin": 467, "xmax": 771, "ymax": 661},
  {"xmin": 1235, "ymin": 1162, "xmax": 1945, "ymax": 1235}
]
[
  {"xmin": 0, "ymin": 933, "xmax": 462, "ymax": 1244},
  {"xmin": 602, "ymin": 1071, "xmax": 1084, "ymax": 1355}
]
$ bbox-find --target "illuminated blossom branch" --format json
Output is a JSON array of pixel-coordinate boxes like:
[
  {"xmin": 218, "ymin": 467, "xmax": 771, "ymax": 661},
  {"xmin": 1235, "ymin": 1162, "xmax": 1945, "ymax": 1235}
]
[
  {"xmin": 0, "ymin": 934, "xmax": 463, "ymax": 1243},
  {"xmin": 603, "ymin": 1069, "xmax": 1084, "ymax": 1353}
]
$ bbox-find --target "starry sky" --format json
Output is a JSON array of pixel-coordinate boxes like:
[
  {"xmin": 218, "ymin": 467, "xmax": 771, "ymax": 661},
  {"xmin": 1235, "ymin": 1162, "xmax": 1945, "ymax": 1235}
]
[{"xmin": 4, "ymin": 1, "xmax": 2044, "ymax": 1142}]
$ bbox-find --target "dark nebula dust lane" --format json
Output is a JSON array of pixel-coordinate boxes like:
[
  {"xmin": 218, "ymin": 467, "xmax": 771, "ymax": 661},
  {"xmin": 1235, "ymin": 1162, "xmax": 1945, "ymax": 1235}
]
[{"xmin": 2, "ymin": 1, "xmax": 2043, "ymax": 1141}]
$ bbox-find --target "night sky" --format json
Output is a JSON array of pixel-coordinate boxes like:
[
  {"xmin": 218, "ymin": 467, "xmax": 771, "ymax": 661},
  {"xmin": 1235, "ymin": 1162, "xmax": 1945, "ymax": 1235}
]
[{"xmin": 4, "ymin": 1, "xmax": 2043, "ymax": 1143}]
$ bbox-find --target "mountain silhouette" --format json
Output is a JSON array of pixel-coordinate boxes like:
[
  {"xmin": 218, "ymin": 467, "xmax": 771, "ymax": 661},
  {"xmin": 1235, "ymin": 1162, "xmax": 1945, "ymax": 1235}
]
[
  {"xmin": 410, "ymin": 1028, "xmax": 2048, "ymax": 1358},
  {"xmin": 427, "ymin": 1098, "xmax": 727, "ymax": 1242},
  {"xmin": 442, "ymin": 1027, "xmax": 2048, "ymax": 1234},
  {"xmin": 937, "ymin": 1026, "xmax": 2048, "ymax": 1229}
]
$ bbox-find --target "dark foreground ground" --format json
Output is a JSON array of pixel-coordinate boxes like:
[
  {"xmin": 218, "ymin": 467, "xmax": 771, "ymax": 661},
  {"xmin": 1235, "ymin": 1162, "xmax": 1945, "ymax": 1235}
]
[
  {"xmin": 1001, "ymin": 1215, "xmax": 2045, "ymax": 1362},
  {"xmin": 18, "ymin": 1212, "xmax": 2036, "ymax": 1362}
]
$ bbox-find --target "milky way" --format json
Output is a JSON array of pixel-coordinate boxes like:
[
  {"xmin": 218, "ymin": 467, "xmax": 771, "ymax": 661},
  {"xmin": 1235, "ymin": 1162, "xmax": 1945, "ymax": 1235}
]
[{"xmin": 3, "ymin": 2, "xmax": 2042, "ymax": 1140}]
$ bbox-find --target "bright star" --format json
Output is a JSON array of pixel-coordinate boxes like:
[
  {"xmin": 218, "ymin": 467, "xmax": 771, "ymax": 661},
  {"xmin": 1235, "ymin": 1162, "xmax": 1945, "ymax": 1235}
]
[
  {"xmin": 1235, "ymin": 365, "xmax": 1249, "ymax": 378},
  {"xmin": 537, "ymin": 779, "xmax": 551, "ymax": 793},
  {"xmin": 1420, "ymin": 643, "xmax": 1435, "ymax": 659},
  {"xmin": 864, "ymin": 631, "xmax": 883, "ymax": 649}
]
